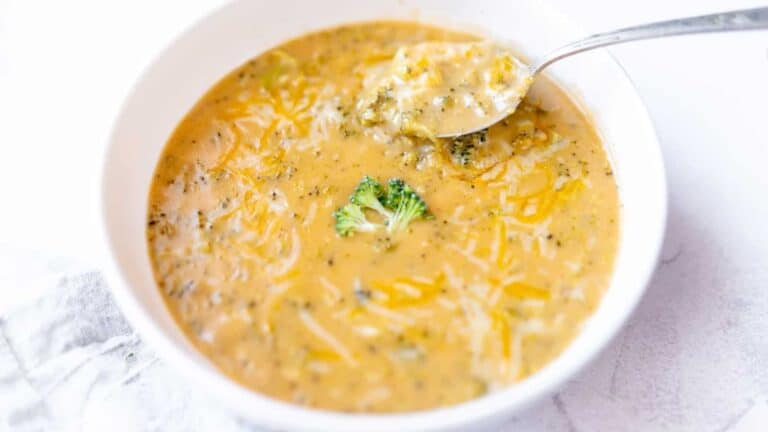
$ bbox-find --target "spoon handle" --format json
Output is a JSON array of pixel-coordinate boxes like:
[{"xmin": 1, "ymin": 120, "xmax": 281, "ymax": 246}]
[{"xmin": 533, "ymin": 6, "xmax": 768, "ymax": 73}]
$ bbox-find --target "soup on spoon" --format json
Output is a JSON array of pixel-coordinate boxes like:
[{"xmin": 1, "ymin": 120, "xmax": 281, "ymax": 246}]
[{"xmin": 357, "ymin": 41, "xmax": 533, "ymax": 139}]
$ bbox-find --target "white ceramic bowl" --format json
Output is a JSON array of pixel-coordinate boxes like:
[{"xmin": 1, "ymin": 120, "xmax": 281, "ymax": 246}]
[{"xmin": 100, "ymin": 0, "xmax": 666, "ymax": 430}]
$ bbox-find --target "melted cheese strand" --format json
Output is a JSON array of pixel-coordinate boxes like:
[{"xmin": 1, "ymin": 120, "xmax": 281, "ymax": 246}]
[{"xmin": 299, "ymin": 310, "xmax": 357, "ymax": 366}]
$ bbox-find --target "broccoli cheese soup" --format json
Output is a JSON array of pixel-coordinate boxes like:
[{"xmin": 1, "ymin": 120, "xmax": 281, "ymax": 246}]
[{"xmin": 147, "ymin": 22, "xmax": 619, "ymax": 413}]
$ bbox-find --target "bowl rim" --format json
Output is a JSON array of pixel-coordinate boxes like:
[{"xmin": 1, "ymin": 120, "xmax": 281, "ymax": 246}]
[{"xmin": 99, "ymin": 1, "xmax": 667, "ymax": 430}]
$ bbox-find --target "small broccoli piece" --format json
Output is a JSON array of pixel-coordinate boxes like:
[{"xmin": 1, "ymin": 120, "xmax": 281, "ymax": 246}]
[
  {"xmin": 350, "ymin": 176, "xmax": 391, "ymax": 218},
  {"xmin": 334, "ymin": 203, "xmax": 381, "ymax": 237},
  {"xmin": 333, "ymin": 176, "xmax": 431, "ymax": 238},
  {"xmin": 447, "ymin": 128, "xmax": 488, "ymax": 166},
  {"xmin": 383, "ymin": 178, "xmax": 429, "ymax": 234}
]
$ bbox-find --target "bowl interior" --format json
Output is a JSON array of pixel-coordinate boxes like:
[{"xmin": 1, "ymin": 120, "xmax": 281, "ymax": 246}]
[{"xmin": 101, "ymin": 0, "xmax": 666, "ymax": 431}]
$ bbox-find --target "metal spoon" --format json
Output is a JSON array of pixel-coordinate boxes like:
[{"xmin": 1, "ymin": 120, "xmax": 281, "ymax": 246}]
[{"xmin": 436, "ymin": 6, "xmax": 768, "ymax": 138}]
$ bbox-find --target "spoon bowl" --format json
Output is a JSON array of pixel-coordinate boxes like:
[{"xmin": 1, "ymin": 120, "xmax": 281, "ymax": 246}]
[{"xmin": 357, "ymin": 41, "xmax": 533, "ymax": 139}]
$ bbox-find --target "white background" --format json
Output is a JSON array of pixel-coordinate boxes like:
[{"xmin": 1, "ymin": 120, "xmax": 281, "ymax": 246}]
[{"xmin": 1, "ymin": 0, "xmax": 767, "ymax": 430}]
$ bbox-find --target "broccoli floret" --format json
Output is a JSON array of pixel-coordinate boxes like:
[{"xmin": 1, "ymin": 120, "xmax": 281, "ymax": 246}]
[
  {"xmin": 447, "ymin": 128, "xmax": 487, "ymax": 166},
  {"xmin": 334, "ymin": 176, "xmax": 430, "ymax": 238},
  {"xmin": 383, "ymin": 178, "xmax": 429, "ymax": 234},
  {"xmin": 350, "ymin": 175, "xmax": 391, "ymax": 218},
  {"xmin": 334, "ymin": 203, "xmax": 381, "ymax": 237}
]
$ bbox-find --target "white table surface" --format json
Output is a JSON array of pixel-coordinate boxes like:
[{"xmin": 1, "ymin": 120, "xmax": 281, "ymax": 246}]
[{"xmin": 1, "ymin": 0, "xmax": 767, "ymax": 430}]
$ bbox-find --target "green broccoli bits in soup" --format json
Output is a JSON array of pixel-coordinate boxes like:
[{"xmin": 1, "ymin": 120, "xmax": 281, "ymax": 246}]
[{"xmin": 146, "ymin": 22, "xmax": 620, "ymax": 413}]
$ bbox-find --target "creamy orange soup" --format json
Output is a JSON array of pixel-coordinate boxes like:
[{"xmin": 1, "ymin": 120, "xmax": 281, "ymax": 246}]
[{"xmin": 147, "ymin": 22, "xmax": 619, "ymax": 412}]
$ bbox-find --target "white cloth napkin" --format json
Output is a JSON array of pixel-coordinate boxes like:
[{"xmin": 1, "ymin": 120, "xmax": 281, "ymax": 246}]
[{"xmin": 0, "ymin": 271, "xmax": 249, "ymax": 432}]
